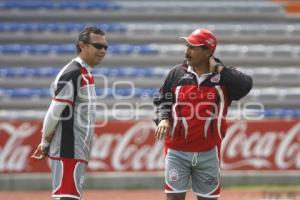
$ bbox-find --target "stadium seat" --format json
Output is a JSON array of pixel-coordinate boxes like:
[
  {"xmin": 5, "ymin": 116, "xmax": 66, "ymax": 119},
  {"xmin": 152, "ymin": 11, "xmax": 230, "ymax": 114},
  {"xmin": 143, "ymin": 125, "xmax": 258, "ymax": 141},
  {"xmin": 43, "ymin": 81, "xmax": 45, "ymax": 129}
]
[
  {"xmin": 0, "ymin": 23, "xmax": 127, "ymax": 32},
  {"xmin": 1, "ymin": 87, "xmax": 300, "ymax": 101},
  {"xmin": 2, "ymin": 22, "xmax": 300, "ymax": 38},
  {"xmin": 263, "ymin": 108, "xmax": 300, "ymax": 118},
  {"xmin": 0, "ymin": 0, "xmax": 299, "ymax": 112},
  {"xmin": 2, "ymin": 66, "xmax": 300, "ymax": 86},
  {"xmin": 0, "ymin": 87, "xmax": 158, "ymax": 98},
  {"xmin": 2, "ymin": 44, "xmax": 299, "ymax": 58},
  {"xmin": 0, "ymin": 1, "xmax": 122, "ymax": 10},
  {"xmin": 0, "ymin": 44, "xmax": 160, "ymax": 55}
]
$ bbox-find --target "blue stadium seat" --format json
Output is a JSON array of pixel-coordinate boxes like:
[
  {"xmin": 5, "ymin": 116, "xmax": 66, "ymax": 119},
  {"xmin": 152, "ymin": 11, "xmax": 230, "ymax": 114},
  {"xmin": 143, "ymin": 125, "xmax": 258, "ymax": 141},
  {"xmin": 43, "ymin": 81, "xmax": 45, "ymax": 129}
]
[
  {"xmin": 2, "ymin": 87, "xmax": 299, "ymax": 102},
  {"xmin": 0, "ymin": 44, "xmax": 159, "ymax": 55},
  {"xmin": 0, "ymin": 23, "xmax": 18, "ymax": 31},
  {"xmin": 0, "ymin": 44, "xmax": 21, "ymax": 53},
  {"xmin": 2, "ymin": 44, "xmax": 300, "ymax": 57},
  {"xmin": 101, "ymin": 23, "xmax": 126, "ymax": 32},
  {"xmin": 0, "ymin": 67, "xmax": 169, "ymax": 78},
  {"xmin": 116, "ymin": 1, "xmax": 283, "ymax": 12},
  {"xmin": 152, "ymin": 68, "xmax": 169, "ymax": 77},
  {"xmin": 0, "ymin": 1, "xmax": 281, "ymax": 12},
  {"xmin": 264, "ymin": 109, "xmax": 300, "ymax": 118},
  {"xmin": 0, "ymin": 2, "xmax": 53, "ymax": 10},
  {"xmin": 0, "ymin": 88, "xmax": 50, "ymax": 97},
  {"xmin": 84, "ymin": 2, "xmax": 121, "ymax": 10},
  {"xmin": 1, "ymin": 66, "xmax": 300, "ymax": 87},
  {"xmin": 3, "ymin": 22, "xmax": 300, "ymax": 37},
  {"xmin": 0, "ymin": 1, "xmax": 122, "ymax": 10},
  {"xmin": 0, "ymin": 67, "xmax": 60, "ymax": 77},
  {"xmin": 0, "ymin": 87, "xmax": 158, "ymax": 98},
  {"xmin": 96, "ymin": 88, "xmax": 158, "ymax": 97},
  {"xmin": 0, "ymin": 23, "xmax": 127, "ymax": 32},
  {"xmin": 52, "ymin": 44, "xmax": 74, "ymax": 54},
  {"xmin": 107, "ymin": 45, "xmax": 159, "ymax": 55}
]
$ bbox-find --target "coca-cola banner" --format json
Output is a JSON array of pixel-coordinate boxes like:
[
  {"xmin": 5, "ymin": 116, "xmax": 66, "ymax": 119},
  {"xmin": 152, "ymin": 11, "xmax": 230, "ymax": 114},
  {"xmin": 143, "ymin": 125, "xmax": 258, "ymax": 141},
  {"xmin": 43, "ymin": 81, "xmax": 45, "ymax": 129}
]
[
  {"xmin": 0, "ymin": 119, "xmax": 299, "ymax": 173},
  {"xmin": 222, "ymin": 120, "xmax": 300, "ymax": 170}
]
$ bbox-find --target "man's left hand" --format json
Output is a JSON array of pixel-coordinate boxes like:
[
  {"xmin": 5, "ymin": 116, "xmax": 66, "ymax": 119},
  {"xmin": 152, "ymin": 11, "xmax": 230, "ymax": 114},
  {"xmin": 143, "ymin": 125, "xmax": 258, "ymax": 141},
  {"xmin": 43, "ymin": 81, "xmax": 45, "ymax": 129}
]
[
  {"xmin": 31, "ymin": 144, "xmax": 48, "ymax": 160},
  {"xmin": 209, "ymin": 57, "xmax": 224, "ymax": 73}
]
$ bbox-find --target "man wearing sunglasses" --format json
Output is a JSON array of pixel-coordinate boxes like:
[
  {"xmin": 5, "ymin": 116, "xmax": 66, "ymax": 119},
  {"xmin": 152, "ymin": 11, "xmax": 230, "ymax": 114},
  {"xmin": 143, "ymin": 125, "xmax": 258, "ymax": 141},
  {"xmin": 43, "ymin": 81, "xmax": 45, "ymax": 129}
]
[
  {"xmin": 154, "ymin": 28, "xmax": 252, "ymax": 200},
  {"xmin": 31, "ymin": 26, "xmax": 107, "ymax": 200}
]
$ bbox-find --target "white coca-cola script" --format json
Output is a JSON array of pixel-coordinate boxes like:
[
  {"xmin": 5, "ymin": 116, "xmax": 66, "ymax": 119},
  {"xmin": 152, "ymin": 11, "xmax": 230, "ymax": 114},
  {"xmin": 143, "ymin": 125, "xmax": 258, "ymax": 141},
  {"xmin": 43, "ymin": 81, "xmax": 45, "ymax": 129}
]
[
  {"xmin": 1, "ymin": 120, "xmax": 300, "ymax": 172},
  {"xmin": 221, "ymin": 121, "xmax": 300, "ymax": 170},
  {"xmin": 0, "ymin": 122, "xmax": 37, "ymax": 171},
  {"xmin": 89, "ymin": 121, "xmax": 164, "ymax": 171}
]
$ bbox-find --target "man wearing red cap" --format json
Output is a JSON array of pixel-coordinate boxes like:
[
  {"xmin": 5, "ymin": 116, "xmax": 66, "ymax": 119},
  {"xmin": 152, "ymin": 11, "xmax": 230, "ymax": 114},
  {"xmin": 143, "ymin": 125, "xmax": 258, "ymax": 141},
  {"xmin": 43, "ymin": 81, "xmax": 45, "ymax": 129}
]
[{"xmin": 154, "ymin": 28, "xmax": 252, "ymax": 200}]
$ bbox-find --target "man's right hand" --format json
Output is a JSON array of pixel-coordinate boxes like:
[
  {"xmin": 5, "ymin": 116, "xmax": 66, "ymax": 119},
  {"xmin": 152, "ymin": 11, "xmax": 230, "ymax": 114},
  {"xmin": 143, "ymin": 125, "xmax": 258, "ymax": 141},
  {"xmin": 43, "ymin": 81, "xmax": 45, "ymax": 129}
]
[
  {"xmin": 155, "ymin": 119, "xmax": 171, "ymax": 141},
  {"xmin": 31, "ymin": 144, "xmax": 48, "ymax": 160}
]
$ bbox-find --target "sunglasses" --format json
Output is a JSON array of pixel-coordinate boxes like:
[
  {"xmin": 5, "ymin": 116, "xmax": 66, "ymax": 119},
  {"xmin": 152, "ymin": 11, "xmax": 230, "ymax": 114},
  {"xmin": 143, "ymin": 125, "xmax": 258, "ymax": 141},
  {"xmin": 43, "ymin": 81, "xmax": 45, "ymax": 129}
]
[{"xmin": 88, "ymin": 43, "xmax": 108, "ymax": 50}]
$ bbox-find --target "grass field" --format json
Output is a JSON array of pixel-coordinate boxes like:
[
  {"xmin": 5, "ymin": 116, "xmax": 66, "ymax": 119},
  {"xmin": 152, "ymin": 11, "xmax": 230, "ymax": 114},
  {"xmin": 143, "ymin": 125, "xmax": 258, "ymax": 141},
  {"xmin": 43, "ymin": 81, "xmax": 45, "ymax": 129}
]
[{"xmin": 1, "ymin": 186, "xmax": 300, "ymax": 200}]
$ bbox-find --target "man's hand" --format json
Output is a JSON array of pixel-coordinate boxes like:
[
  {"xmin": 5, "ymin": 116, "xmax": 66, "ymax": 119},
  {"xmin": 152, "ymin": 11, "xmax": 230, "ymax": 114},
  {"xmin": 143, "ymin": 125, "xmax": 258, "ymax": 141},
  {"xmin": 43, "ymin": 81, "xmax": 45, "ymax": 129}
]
[
  {"xmin": 31, "ymin": 132, "xmax": 54, "ymax": 160},
  {"xmin": 155, "ymin": 119, "xmax": 171, "ymax": 141},
  {"xmin": 31, "ymin": 143, "xmax": 48, "ymax": 160},
  {"xmin": 209, "ymin": 56, "xmax": 224, "ymax": 73}
]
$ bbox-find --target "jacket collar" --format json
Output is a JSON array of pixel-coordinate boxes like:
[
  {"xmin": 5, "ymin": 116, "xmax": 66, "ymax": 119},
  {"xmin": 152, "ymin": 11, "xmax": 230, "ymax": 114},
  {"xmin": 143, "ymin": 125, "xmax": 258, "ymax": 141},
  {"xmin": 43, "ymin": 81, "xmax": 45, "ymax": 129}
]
[{"xmin": 73, "ymin": 56, "xmax": 93, "ymax": 73}]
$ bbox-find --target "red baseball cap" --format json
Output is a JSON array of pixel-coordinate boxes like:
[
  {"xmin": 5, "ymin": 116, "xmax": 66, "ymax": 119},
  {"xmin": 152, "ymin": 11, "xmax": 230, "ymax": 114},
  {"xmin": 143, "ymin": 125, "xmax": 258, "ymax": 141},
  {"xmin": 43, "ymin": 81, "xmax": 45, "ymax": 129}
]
[{"xmin": 180, "ymin": 28, "xmax": 217, "ymax": 53}]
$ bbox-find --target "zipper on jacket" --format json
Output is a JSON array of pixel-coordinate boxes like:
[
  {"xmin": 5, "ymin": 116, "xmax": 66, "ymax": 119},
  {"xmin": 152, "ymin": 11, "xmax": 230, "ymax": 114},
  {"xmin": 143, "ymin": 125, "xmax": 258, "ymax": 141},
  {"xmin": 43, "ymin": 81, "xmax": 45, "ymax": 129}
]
[
  {"xmin": 177, "ymin": 106, "xmax": 182, "ymax": 136},
  {"xmin": 212, "ymin": 94, "xmax": 221, "ymax": 138}
]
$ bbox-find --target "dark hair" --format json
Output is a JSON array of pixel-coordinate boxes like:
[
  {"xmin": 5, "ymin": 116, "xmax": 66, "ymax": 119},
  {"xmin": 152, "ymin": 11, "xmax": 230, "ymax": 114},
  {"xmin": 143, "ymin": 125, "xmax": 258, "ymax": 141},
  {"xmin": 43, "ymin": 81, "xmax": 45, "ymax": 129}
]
[
  {"xmin": 76, "ymin": 26, "xmax": 105, "ymax": 54},
  {"xmin": 200, "ymin": 45, "xmax": 209, "ymax": 50}
]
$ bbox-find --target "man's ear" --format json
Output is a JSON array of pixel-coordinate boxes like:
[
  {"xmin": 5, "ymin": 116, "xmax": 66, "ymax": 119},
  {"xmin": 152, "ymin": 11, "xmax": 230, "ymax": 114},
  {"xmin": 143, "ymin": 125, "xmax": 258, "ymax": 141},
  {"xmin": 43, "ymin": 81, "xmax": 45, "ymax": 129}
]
[
  {"xmin": 79, "ymin": 41, "xmax": 86, "ymax": 52},
  {"xmin": 205, "ymin": 49, "xmax": 214, "ymax": 58}
]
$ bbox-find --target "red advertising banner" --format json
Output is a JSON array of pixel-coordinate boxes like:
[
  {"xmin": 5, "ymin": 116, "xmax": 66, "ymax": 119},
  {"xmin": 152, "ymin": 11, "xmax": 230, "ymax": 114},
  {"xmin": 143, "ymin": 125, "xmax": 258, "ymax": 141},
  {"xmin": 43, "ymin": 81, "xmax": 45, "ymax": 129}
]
[
  {"xmin": 222, "ymin": 120, "xmax": 300, "ymax": 170},
  {"xmin": 0, "ymin": 119, "xmax": 299, "ymax": 173}
]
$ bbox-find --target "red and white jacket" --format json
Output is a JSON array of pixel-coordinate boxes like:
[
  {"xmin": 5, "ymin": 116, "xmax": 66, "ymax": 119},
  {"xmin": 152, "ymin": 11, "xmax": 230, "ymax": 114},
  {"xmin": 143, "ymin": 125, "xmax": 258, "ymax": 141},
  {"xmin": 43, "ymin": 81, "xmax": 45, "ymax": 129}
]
[{"xmin": 154, "ymin": 59, "xmax": 252, "ymax": 152}]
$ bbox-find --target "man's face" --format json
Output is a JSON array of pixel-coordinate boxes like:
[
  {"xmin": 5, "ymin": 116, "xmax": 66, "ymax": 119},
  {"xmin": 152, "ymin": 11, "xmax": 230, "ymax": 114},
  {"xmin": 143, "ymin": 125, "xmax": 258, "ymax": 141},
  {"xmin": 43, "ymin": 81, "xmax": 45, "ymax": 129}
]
[
  {"xmin": 81, "ymin": 33, "xmax": 107, "ymax": 67},
  {"xmin": 185, "ymin": 43, "xmax": 211, "ymax": 67}
]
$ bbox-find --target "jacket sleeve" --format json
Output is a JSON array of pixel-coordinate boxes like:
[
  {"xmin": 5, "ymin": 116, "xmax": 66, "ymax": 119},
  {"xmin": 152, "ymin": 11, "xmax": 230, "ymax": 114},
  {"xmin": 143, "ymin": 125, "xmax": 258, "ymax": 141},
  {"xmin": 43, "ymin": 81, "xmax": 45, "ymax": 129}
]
[
  {"xmin": 153, "ymin": 68, "xmax": 176, "ymax": 125},
  {"xmin": 220, "ymin": 66, "xmax": 253, "ymax": 102}
]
